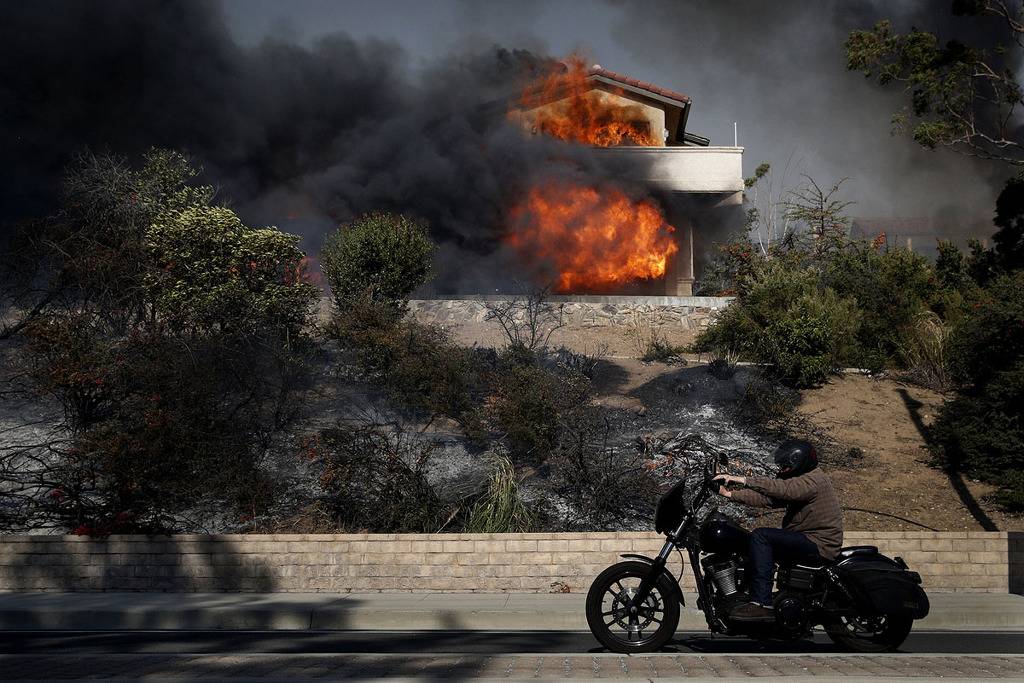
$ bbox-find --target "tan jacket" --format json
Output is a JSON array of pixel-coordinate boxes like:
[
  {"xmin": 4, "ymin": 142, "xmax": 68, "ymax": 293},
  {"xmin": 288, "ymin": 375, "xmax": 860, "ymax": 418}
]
[{"xmin": 731, "ymin": 468, "xmax": 844, "ymax": 559}]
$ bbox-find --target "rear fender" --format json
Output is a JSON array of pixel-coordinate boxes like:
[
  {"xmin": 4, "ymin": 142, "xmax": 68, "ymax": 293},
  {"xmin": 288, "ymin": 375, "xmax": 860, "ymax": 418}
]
[{"xmin": 619, "ymin": 553, "xmax": 685, "ymax": 606}]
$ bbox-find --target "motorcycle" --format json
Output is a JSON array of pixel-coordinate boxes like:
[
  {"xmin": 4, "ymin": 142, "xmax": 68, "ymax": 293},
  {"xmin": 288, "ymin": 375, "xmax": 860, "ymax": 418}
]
[{"xmin": 585, "ymin": 446, "xmax": 930, "ymax": 653}]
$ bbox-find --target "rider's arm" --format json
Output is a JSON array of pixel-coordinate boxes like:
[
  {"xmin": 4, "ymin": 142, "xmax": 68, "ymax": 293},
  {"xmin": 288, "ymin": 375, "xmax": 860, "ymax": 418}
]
[
  {"xmin": 729, "ymin": 488, "xmax": 778, "ymax": 508},
  {"xmin": 744, "ymin": 474, "xmax": 816, "ymax": 502}
]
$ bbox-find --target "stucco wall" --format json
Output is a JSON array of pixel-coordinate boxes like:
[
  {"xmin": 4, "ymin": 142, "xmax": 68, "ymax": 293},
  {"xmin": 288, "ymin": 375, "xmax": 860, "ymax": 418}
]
[
  {"xmin": 0, "ymin": 532, "xmax": 1018, "ymax": 594},
  {"xmin": 516, "ymin": 86, "xmax": 668, "ymax": 145}
]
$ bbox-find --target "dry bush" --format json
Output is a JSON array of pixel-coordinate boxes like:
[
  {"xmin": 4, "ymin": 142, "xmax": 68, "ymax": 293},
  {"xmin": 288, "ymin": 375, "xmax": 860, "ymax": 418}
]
[
  {"xmin": 486, "ymin": 347, "xmax": 591, "ymax": 465},
  {"xmin": 329, "ymin": 295, "xmax": 488, "ymax": 438},
  {"xmin": 626, "ymin": 313, "xmax": 687, "ymax": 364},
  {"xmin": 310, "ymin": 422, "xmax": 451, "ymax": 533},
  {"xmin": 550, "ymin": 344, "xmax": 609, "ymax": 380},
  {"xmin": 896, "ymin": 312, "xmax": 950, "ymax": 389},
  {"xmin": 548, "ymin": 411, "xmax": 659, "ymax": 530},
  {"xmin": 484, "ymin": 285, "xmax": 565, "ymax": 352}
]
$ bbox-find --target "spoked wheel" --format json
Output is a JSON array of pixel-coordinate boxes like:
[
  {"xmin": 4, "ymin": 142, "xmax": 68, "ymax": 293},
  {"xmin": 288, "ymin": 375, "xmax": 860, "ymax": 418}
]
[
  {"xmin": 823, "ymin": 614, "xmax": 913, "ymax": 652},
  {"xmin": 585, "ymin": 561, "xmax": 680, "ymax": 653}
]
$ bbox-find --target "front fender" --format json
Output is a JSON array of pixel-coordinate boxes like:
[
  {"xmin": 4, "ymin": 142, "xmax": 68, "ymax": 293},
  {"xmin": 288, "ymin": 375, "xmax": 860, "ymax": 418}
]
[{"xmin": 619, "ymin": 553, "xmax": 685, "ymax": 606}]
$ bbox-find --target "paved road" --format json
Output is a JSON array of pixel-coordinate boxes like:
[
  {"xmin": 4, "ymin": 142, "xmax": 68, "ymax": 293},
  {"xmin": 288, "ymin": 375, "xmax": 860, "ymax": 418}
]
[
  {"xmin": 3, "ymin": 629, "xmax": 1024, "ymax": 655},
  {"xmin": 3, "ymin": 630, "xmax": 1024, "ymax": 680}
]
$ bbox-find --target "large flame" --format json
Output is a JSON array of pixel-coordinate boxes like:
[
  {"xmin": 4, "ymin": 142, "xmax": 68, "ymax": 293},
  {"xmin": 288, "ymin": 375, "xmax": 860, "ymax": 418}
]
[
  {"xmin": 508, "ymin": 183, "xmax": 678, "ymax": 292},
  {"xmin": 516, "ymin": 56, "xmax": 658, "ymax": 147}
]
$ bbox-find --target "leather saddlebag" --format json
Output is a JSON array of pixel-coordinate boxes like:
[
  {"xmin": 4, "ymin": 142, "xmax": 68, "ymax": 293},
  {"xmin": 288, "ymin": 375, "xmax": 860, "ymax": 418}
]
[{"xmin": 839, "ymin": 558, "xmax": 930, "ymax": 619}]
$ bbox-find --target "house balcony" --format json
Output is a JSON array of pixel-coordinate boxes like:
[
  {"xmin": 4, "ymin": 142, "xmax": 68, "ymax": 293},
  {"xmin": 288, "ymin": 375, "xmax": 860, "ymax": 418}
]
[{"xmin": 594, "ymin": 146, "xmax": 744, "ymax": 196}]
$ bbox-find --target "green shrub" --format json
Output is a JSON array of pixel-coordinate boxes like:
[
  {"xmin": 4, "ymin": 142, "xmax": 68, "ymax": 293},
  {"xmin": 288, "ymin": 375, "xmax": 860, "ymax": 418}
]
[
  {"xmin": 146, "ymin": 205, "xmax": 317, "ymax": 336},
  {"xmin": 320, "ymin": 212, "xmax": 434, "ymax": 308},
  {"xmin": 692, "ymin": 262, "xmax": 860, "ymax": 387},
  {"xmin": 823, "ymin": 245, "xmax": 936, "ymax": 371},
  {"xmin": 764, "ymin": 289, "xmax": 860, "ymax": 387},
  {"xmin": 945, "ymin": 273, "xmax": 1024, "ymax": 387},
  {"xmin": 930, "ymin": 273, "xmax": 1024, "ymax": 507},
  {"xmin": 936, "ymin": 240, "xmax": 969, "ymax": 291},
  {"xmin": 465, "ymin": 453, "xmax": 533, "ymax": 532},
  {"xmin": 992, "ymin": 471, "xmax": 1024, "ymax": 512}
]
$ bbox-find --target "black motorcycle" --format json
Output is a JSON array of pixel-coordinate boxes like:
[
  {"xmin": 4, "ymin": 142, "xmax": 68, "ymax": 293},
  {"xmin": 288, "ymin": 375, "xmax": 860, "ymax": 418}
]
[{"xmin": 585, "ymin": 448, "xmax": 930, "ymax": 653}]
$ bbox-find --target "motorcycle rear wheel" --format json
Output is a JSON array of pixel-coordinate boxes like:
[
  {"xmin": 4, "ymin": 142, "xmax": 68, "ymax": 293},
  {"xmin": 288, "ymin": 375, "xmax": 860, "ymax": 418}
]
[
  {"xmin": 585, "ymin": 560, "xmax": 680, "ymax": 653},
  {"xmin": 823, "ymin": 614, "xmax": 913, "ymax": 652}
]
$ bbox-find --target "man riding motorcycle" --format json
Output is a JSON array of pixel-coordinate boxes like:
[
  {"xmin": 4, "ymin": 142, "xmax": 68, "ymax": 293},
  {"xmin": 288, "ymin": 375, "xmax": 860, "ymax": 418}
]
[{"xmin": 712, "ymin": 439, "xmax": 843, "ymax": 622}]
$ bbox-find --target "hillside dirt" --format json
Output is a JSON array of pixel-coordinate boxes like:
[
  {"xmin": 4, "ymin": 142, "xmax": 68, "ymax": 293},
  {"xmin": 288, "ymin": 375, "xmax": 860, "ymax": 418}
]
[
  {"xmin": 442, "ymin": 315, "xmax": 1024, "ymax": 533},
  {"xmin": 794, "ymin": 375, "xmax": 1022, "ymax": 532}
]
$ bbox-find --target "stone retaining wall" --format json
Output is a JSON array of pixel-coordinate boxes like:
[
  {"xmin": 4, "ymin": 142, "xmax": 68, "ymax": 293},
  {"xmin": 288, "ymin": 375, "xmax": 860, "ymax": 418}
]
[
  {"xmin": 1, "ymin": 532, "xmax": 1020, "ymax": 594},
  {"xmin": 408, "ymin": 296, "xmax": 731, "ymax": 330}
]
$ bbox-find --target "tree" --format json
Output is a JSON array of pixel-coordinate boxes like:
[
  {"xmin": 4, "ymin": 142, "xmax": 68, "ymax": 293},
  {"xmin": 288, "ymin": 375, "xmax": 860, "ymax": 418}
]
[
  {"xmin": 743, "ymin": 162, "xmax": 795, "ymax": 257},
  {"xmin": 993, "ymin": 173, "xmax": 1024, "ymax": 269},
  {"xmin": 320, "ymin": 212, "xmax": 434, "ymax": 308},
  {"xmin": 783, "ymin": 175, "xmax": 854, "ymax": 247},
  {"xmin": 846, "ymin": 3, "xmax": 1023, "ymax": 165},
  {"xmin": 58, "ymin": 149, "xmax": 215, "ymax": 331},
  {"xmin": 1, "ymin": 150, "xmax": 319, "ymax": 534},
  {"xmin": 146, "ymin": 206, "xmax": 317, "ymax": 336}
]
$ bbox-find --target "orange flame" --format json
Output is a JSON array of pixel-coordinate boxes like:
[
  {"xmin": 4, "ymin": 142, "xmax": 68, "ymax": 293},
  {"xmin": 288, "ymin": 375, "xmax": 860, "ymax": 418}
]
[
  {"xmin": 515, "ymin": 56, "xmax": 658, "ymax": 147},
  {"xmin": 508, "ymin": 183, "xmax": 678, "ymax": 292}
]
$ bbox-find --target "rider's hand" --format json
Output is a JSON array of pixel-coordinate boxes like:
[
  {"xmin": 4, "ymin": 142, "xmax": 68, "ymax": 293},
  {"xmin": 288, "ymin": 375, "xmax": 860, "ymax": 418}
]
[
  {"xmin": 712, "ymin": 473, "xmax": 746, "ymax": 487},
  {"xmin": 718, "ymin": 484, "xmax": 732, "ymax": 498}
]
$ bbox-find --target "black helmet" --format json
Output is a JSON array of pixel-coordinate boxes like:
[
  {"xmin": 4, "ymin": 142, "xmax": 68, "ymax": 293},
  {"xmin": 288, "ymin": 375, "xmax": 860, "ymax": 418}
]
[{"xmin": 773, "ymin": 439, "xmax": 818, "ymax": 479}]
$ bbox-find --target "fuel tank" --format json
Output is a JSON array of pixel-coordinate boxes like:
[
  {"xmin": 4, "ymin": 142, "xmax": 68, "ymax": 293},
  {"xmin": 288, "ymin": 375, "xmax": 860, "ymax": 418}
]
[{"xmin": 699, "ymin": 511, "xmax": 751, "ymax": 554}]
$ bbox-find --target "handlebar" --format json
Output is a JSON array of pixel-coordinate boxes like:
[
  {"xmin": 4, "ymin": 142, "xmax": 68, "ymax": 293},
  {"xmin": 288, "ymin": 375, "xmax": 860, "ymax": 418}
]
[{"xmin": 668, "ymin": 434, "xmax": 733, "ymax": 514}]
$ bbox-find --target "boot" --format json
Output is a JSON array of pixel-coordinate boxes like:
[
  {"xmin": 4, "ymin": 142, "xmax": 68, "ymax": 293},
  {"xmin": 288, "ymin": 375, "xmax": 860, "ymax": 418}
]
[{"xmin": 730, "ymin": 601, "xmax": 775, "ymax": 622}]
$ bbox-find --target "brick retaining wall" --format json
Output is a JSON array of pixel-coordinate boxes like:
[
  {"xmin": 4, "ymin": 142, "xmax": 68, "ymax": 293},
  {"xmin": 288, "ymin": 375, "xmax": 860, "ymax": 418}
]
[{"xmin": 1, "ymin": 532, "xmax": 1020, "ymax": 593}]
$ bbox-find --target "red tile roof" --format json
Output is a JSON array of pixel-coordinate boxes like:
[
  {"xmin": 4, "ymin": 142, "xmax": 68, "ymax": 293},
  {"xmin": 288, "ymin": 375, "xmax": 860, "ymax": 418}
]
[{"xmin": 587, "ymin": 65, "xmax": 690, "ymax": 105}]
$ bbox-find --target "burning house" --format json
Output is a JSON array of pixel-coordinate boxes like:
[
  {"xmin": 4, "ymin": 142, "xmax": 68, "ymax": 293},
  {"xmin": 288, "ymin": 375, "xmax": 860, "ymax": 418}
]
[{"xmin": 506, "ymin": 59, "xmax": 744, "ymax": 296}]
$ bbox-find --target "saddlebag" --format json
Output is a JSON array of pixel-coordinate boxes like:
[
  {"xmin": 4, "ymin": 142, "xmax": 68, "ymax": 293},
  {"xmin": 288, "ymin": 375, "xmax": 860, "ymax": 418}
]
[{"xmin": 837, "ymin": 557, "xmax": 930, "ymax": 619}]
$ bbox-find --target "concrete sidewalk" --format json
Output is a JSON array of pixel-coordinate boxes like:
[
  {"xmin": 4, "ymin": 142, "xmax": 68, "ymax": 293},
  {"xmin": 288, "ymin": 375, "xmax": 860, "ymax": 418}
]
[{"xmin": 0, "ymin": 592, "xmax": 1021, "ymax": 631}]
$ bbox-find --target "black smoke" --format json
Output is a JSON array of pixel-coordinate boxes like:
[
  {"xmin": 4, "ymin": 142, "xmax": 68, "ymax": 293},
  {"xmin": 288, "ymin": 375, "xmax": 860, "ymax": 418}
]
[
  {"xmin": 606, "ymin": 0, "xmax": 1018, "ymax": 233},
  {"xmin": 0, "ymin": 0, "xmax": 657, "ymax": 291}
]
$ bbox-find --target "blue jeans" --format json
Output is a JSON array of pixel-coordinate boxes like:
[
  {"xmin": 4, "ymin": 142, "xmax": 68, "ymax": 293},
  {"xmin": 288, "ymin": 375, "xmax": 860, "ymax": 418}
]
[{"xmin": 748, "ymin": 527, "xmax": 820, "ymax": 605}]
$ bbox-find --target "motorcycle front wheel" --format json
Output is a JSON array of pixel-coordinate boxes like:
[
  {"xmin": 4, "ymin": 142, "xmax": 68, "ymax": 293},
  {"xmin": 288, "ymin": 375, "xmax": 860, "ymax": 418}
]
[
  {"xmin": 585, "ymin": 560, "xmax": 680, "ymax": 653},
  {"xmin": 823, "ymin": 614, "xmax": 913, "ymax": 652}
]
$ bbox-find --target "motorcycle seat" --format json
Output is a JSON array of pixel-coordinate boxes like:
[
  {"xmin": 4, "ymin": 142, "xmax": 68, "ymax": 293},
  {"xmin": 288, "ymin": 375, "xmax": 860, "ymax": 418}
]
[
  {"xmin": 789, "ymin": 555, "xmax": 828, "ymax": 568},
  {"xmin": 790, "ymin": 546, "xmax": 879, "ymax": 568},
  {"xmin": 836, "ymin": 545, "xmax": 878, "ymax": 560}
]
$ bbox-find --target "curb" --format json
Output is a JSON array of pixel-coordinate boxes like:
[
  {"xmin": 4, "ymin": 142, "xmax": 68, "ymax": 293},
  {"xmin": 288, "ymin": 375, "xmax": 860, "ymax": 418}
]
[{"xmin": 0, "ymin": 592, "xmax": 1020, "ymax": 632}]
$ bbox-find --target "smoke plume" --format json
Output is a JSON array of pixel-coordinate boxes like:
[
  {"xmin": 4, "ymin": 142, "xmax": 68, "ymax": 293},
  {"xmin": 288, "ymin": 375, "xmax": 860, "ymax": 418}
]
[
  {"xmin": 0, "ymin": 1, "xmax": 658, "ymax": 291},
  {"xmin": 1, "ymin": 0, "xmax": 1018, "ymax": 291}
]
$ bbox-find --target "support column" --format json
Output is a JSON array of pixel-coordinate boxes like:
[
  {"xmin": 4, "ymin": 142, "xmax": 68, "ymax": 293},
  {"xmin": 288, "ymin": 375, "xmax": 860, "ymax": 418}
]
[{"xmin": 666, "ymin": 218, "xmax": 694, "ymax": 296}]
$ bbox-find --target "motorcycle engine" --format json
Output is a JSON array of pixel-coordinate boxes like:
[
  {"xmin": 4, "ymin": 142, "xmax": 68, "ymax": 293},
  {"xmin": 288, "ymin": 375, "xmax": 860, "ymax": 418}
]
[
  {"xmin": 702, "ymin": 555, "xmax": 740, "ymax": 597},
  {"xmin": 773, "ymin": 593, "xmax": 809, "ymax": 636}
]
